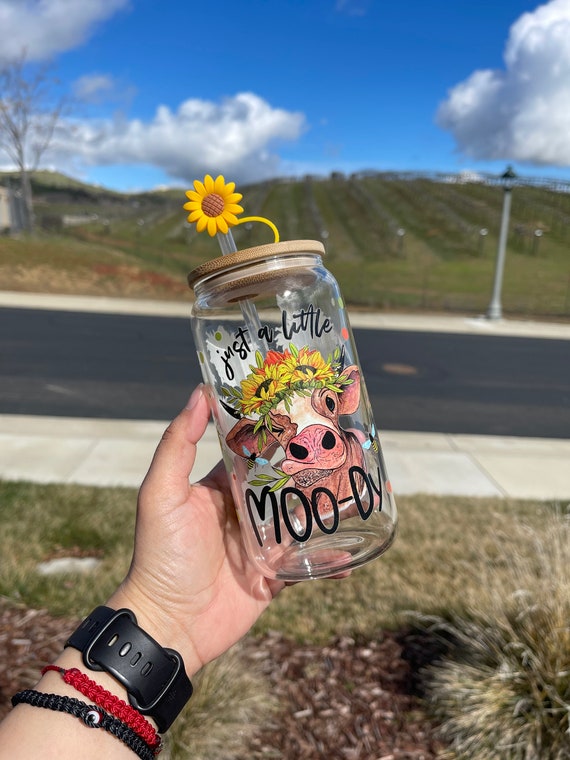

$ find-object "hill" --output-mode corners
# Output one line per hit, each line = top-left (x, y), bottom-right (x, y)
(1, 169), (569, 317)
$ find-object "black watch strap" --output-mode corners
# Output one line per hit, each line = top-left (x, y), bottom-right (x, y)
(65, 606), (193, 733)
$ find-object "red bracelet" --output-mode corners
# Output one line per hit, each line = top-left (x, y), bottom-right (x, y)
(42, 665), (162, 752)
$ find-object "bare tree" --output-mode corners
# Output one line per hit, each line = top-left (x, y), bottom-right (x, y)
(0, 51), (64, 232)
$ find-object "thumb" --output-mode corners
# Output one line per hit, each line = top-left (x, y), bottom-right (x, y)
(140, 384), (211, 504)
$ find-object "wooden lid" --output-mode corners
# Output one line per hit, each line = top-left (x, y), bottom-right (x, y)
(187, 239), (325, 289)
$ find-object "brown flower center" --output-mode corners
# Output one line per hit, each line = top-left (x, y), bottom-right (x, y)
(201, 193), (225, 217)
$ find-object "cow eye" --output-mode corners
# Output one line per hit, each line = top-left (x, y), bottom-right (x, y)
(325, 396), (336, 412)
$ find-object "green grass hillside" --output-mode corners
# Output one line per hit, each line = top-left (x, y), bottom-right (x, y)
(1, 170), (569, 317)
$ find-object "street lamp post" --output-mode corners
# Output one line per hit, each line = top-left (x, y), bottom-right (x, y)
(532, 228), (543, 256)
(396, 227), (406, 256)
(478, 227), (488, 256)
(487, 166), (517, 320)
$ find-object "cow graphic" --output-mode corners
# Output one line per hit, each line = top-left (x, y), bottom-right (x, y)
(221, 345), (371, 517)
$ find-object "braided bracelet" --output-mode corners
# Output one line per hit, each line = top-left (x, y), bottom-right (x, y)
(42, 665), (161, 751)
(11, 690), (155, 760)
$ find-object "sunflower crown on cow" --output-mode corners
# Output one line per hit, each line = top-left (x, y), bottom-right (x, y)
(221, 344), (353, 446)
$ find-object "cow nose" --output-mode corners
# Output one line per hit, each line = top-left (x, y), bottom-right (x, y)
(286, 426), (341, 464)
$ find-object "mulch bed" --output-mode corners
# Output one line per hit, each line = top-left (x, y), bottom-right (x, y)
(241, 631), (444, 759)
(0, 604), (76, 721)
(0, 603), (444, 758)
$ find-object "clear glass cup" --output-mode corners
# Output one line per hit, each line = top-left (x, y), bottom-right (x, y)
(188, 240), (397, 582)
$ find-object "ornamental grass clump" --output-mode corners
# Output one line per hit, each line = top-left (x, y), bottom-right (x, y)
(422, 510), (570, 759)
(165, 645), (274, 760)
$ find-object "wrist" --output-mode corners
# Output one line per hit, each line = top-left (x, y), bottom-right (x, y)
(106, 583), (203, 679)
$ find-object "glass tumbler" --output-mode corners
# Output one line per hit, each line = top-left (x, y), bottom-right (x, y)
(188, 240), (397, 582)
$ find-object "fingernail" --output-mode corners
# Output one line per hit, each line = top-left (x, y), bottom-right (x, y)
(185, 384), (205, 410)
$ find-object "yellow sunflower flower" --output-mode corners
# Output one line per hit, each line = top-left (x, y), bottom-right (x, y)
(183, 174), (244, 236)
(240, 363), (289, 415)
(282, 347), (336, 386)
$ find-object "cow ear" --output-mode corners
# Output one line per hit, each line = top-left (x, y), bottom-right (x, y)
(226, 418), (278, 457)
(338, 365), (361, 414)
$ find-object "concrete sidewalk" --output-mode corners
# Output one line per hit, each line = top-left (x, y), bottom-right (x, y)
(2, 289), (570, 340)
(2, 291), (569, 501)
(1, 414), (569, 501)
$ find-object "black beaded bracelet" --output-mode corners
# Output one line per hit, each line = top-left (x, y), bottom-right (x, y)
(11, 690), (156, 760)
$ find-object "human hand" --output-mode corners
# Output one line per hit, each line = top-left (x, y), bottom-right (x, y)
(107, 385), (285, 677)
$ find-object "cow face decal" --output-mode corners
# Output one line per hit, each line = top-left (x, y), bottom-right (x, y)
(222, 345), (366, 511)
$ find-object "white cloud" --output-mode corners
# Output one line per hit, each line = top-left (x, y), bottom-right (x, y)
(47, 92), (306, 184)
(73, 74), (116, 103)
(0, 0), (130, 62)
(437, 0), (570, 167)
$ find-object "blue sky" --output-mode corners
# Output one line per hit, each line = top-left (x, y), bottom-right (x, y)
(1, 0), (569, 191)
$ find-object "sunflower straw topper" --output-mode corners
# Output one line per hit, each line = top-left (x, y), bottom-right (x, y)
(183, 175), (243, 236)
(184, 174), (279, 254)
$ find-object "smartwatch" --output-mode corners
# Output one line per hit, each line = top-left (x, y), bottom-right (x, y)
(66, 606), (193, 733)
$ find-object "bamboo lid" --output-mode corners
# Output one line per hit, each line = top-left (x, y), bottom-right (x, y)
(187, 239), (325, 290)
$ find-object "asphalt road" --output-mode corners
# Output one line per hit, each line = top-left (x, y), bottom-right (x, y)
(1, 307), (569, 438)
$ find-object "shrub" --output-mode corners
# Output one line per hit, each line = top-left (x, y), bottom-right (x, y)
(421, 510), (570, 759)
